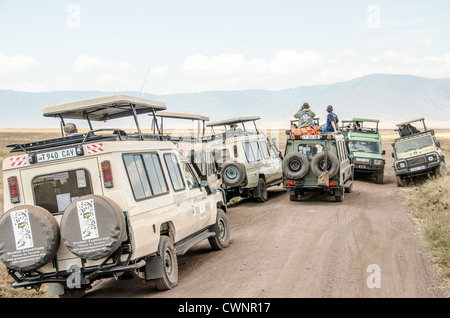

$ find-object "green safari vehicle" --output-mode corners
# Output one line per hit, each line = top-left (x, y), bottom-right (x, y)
(347, 118), (385, 184)
(282, 132), (354, 202)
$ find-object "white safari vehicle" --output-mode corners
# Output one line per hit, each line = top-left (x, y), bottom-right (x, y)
(0, 95), (229, 297)
(206, 116), (283, 202)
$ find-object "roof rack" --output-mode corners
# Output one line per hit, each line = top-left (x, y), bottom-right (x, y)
(43, 94), (167, 139)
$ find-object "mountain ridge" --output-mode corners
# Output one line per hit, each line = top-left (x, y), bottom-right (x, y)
(1, 73), (449, 129)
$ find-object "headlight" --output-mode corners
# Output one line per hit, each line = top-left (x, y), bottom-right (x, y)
(396, 161), (406, 169)
(373, 159), (384, 165)
(427, 154), (437, 162)
(355, 158), (370, 164)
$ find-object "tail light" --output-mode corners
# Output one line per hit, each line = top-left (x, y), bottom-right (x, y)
(329, 181), (337, 186)
(233, 145), (238, 157)
(8, 176), (20, 203)
(101, 161), (113, 188)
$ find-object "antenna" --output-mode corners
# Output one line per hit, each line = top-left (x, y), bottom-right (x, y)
(139, 65), (151, 98)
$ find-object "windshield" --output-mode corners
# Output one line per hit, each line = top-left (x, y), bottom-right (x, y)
(396, 135), (433, 153)
(349, 140), (380, 154)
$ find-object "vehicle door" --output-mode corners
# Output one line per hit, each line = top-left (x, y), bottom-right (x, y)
(260, 140), (282, 183)
(182, 162), (212, 232)
(163, 153), (198, 241)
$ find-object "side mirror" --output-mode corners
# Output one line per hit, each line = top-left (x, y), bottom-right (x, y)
(382, 150), (386, 155)
(391, 152), (394, 158)
(200, 180), (213, 195)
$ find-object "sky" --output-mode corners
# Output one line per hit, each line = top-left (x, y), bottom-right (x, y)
(1, 0), (450, 95)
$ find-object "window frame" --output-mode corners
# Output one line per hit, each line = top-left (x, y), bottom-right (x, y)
(163, 153), (186, 192)
(123, 152), (169, 201)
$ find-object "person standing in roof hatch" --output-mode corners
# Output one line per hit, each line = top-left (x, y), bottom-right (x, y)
(294, 102), (316, 128)
(325, 105), (339, 133)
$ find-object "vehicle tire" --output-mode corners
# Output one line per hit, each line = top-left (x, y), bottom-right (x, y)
(395, 175), (406, 187)
(0, 205), (60, 272)
(154, 236), (178, 291)
(375, 171), (384, 184)
(345, 182), (353, 193)
(335, 187), (344, 202)
(221, 163), (246, 187)
(436, 162), (448, 178)
(209, 209), (230, 250)
(60, 195), (126, 260)
(255, 178), (268, 203)
(282, 152), (309, 179)
(311, 152), (339, 178)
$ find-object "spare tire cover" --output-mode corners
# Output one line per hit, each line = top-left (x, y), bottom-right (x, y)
(60, 195), (125, 260)
(311, 152), (339, 178)
(0, 205), (60, 272)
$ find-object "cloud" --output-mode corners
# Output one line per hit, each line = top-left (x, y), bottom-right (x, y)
(73, 55), (103, 74)
(0, 54), (39, 74)
(161, 49), (450, 93)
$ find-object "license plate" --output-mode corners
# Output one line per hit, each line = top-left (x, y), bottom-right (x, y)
(301, 135), (320, 139)
(410, 165), (425, 172)
(36, 147), (79, 163)
(358, 165), (366, 169)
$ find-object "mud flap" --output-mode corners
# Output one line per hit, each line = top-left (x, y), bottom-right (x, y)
(144, 255), (165, 280)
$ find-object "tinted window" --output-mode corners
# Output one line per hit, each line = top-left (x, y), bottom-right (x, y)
(32, 169), (92, 214)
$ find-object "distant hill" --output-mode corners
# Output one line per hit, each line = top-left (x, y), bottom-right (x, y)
(1, 74), (449, 129)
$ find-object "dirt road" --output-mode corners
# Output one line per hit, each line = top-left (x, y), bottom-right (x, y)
(86, 145), (446, 298)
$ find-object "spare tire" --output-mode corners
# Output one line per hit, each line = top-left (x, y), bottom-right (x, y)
(0, 205), (60, 272)
(60, 195), (126, 260)
(311, 151), (339, 178)
(282, 152), (309, 179)
(221, 163), (246, 187)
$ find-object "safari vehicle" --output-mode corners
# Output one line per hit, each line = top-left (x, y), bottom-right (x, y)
(0, 95), (229, 297)
(282, 132), (354, 202)
(153, 111), (220, 188)
(206, 116), (283, 202)
(347, 118), (385, 184)
(392, 118), (447, 186)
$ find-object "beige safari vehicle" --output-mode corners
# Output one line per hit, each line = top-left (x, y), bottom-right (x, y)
(206, 117), (283, 202)
(0, 95), (229, 297)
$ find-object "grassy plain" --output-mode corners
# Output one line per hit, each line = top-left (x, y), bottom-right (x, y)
(0, 128), (449, 297)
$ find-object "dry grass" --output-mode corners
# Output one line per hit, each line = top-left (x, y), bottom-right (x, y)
(0, 128), (449, 297)
(393, 131), (450, 290)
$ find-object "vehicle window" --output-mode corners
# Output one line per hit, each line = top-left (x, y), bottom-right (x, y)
(259, 141), (271, 159)
(396, 135), (433, 153)
(183, 164), (200, 190)
(164, 153), (185, 191)
(298, 143), (324, 161)
(32, 169), (92, 214)
(142, 153), (168, 195)
(124, 153), (169, 200)
(243, 141), (262, 163)
(349, 140), (380, 154)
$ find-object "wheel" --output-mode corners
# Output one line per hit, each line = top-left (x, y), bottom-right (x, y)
(396, 175), (406, 187)
(375, 171), (384, 184)
(311, 152), (339, 178)
(255, 178), (268, 203)
(0, 205), (60, 272)
(345, 182), (353, 193)
(221, 163), (246, 187)
(154, 236), (178, 291)
(335, 186), (344, 202)
(282, 152), (309, 179)
(289, 194), (298, 201)
(209, 210), (230, 250)
(436, 162), (448, 178)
